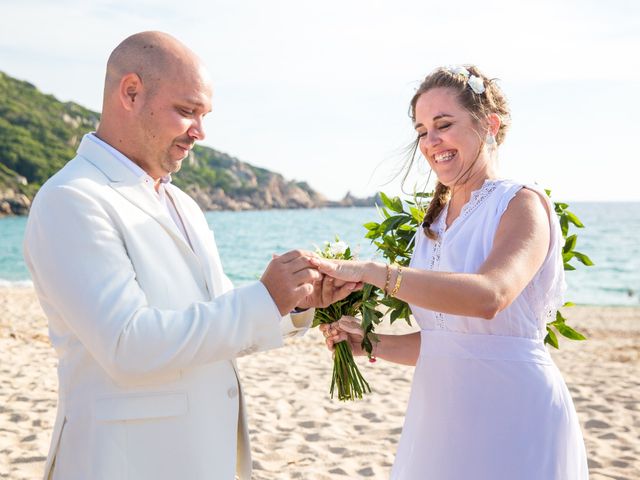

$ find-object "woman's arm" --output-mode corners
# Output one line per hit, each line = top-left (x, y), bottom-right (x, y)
(374, 332), (421, 366)
(321, 317), (421, 366)
(314, 188), (551, 319)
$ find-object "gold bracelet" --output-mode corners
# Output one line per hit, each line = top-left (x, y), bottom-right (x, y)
(383, 263), (392, 295)
(390, 265), (403, 297)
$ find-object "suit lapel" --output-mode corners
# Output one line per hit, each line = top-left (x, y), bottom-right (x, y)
(165, 187), (224, 299)
(111, 181), (196, 254)
(77, 135), (198, 263)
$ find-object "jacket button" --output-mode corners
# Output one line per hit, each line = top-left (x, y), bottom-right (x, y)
(227, 387), (238, 398)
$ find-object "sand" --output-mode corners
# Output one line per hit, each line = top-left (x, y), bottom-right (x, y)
(0, 287), (638, 479)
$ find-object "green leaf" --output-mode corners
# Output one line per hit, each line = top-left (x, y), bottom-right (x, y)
(379, 215), (406, 233)
(555, 323), (587, 341)
(564, 264), (576, 271)
(566, 211), (584, 228)
(563, 234), (577, 254)
(379, 191), (393, 209)
(379, 192), (403, 213)
(363, 222), (380, 231)
(545, 328), (559, 349)
(409, 206), (425, 223)
(559, 215), (569, 237)
(391, 196), (404, 213)
(573, 251), (594, 266)
(415, 191), (433, 199)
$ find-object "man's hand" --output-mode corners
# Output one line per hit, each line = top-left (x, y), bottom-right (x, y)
(296, 276), (362, 310)
(260, 250), (322, 316)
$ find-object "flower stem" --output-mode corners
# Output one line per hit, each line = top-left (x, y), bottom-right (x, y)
(330, 340), (371, 401)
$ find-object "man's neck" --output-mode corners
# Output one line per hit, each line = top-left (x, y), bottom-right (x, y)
(93, 130), (165, 189)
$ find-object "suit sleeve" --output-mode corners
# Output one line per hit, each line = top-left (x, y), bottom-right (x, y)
(218, 268), (314, 346)
(24, 184), (286, 382)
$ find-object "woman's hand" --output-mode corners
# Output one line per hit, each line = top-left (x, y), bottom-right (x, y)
(309, 258), (371, 284)
(296, 276), (362, 310)
(319, 316), (366, 357)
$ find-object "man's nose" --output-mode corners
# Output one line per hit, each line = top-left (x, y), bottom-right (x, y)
(189, 118), (206, 141)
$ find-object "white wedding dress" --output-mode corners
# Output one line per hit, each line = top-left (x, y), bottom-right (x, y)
(391, 179), (588, 480)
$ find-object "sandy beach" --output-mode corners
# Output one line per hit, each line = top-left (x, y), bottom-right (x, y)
(1, 287), (638, 480)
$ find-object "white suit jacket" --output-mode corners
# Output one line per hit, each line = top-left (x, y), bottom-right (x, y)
(23, 136), (313, 480)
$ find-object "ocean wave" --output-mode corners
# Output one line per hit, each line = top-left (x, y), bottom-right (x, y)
(0, 279), (33, 288)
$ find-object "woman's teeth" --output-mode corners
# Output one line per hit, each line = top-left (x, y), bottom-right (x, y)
(434, 151), (456, 163)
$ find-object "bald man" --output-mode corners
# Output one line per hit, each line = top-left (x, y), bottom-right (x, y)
(24, 32), (352, 480)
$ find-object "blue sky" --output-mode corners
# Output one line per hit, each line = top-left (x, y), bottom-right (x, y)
(1, 0), (638, 201)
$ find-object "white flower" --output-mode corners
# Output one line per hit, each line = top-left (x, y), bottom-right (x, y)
(468, 75), (485, 94)
(445, 65), (470, 78)
(329, 240), (348, 256)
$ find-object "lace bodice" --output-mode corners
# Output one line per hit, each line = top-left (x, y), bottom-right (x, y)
(409, 179), (566, 339)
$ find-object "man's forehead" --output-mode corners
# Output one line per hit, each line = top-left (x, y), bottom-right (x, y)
(173, 83), (213, 111)
(161, 65), (212, 96)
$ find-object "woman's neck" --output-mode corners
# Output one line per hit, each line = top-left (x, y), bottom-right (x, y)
(445, 167), (499, 227)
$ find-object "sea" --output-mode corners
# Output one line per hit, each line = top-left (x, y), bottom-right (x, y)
(1, 203), (639, 306)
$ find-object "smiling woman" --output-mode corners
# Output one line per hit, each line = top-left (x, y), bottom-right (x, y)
(314, 65), (589, 479)
(407, 65), (511, 239)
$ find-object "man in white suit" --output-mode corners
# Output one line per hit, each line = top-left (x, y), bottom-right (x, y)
(24, 31), (354, 480)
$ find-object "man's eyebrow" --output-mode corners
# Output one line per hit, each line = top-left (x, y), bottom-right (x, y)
(179, 97), (205, 107)
(180, 98), (212, 113)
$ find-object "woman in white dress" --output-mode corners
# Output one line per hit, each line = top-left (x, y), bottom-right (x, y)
(313, 65), (588, 479)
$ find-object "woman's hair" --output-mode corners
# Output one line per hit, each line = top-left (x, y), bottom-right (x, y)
(404, 65), (511, 239)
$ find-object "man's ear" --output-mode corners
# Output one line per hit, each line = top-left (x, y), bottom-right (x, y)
(487, 112), (501, 137)
(119, 73), (143, 111)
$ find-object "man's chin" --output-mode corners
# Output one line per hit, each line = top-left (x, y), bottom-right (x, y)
(163, 158), (183, 175)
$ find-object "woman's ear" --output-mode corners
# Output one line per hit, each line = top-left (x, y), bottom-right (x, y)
(487, 113), (501, 137)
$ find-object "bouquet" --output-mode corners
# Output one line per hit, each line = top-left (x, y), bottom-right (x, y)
(312, 239), (382, 401)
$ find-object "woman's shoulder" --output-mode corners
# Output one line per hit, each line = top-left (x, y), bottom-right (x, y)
(491, 178), (524, 195)
(485, 180), (556, 237)
(492, 178), (551, 197)
(488, 179), (548, 215)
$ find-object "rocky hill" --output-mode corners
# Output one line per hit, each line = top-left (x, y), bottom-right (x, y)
(0, 71), (376, 216)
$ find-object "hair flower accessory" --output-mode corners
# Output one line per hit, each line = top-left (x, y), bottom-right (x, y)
(468, 75), (485, 94)
(445, 65), (470, 78)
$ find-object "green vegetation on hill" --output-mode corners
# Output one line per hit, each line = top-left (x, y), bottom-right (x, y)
(0, 70), (329, 212)
(0, 71), (99, 189)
